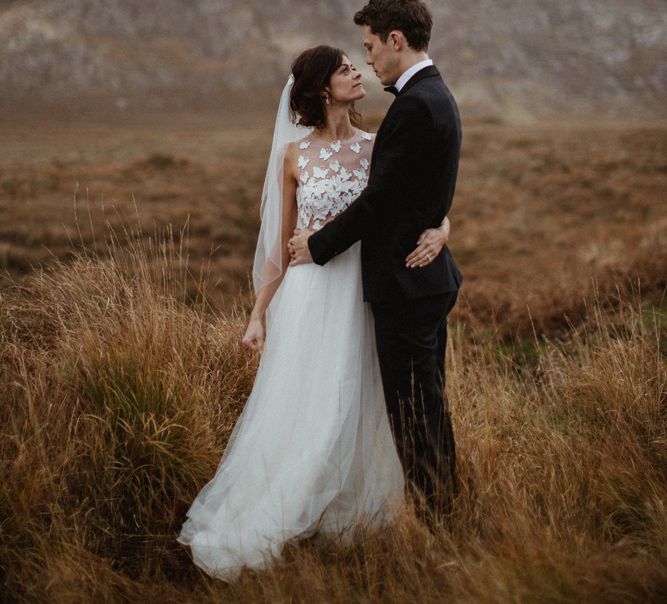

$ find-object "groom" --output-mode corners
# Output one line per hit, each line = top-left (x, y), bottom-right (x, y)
(289, 0), (462, 517)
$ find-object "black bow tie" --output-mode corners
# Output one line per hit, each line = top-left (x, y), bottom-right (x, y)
(384, 85), (399, 96)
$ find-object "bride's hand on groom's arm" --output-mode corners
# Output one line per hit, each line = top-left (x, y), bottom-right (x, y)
(242, 317), (265, 354)
(406, 218), (450, 269)
(288, 228), (314, 266)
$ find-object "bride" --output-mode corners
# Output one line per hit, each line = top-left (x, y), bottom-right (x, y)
(177, 45), (450, 581)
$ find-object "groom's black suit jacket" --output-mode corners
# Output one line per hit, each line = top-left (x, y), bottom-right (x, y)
(308, 65), (462, 303)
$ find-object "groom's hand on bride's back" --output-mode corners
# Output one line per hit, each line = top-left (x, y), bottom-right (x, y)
(288, 228), (314, 266)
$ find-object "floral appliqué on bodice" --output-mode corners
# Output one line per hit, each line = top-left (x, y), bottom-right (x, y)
(295, 129), (374, 231)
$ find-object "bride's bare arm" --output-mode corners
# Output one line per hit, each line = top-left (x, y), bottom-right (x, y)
(243, 145), (298, 352)
(405, 216), (450, 269)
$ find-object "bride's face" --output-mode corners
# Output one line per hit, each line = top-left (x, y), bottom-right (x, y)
(326, 56), (365, 104)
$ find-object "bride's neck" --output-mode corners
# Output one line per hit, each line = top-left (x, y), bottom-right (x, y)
(317, 104), (355, 141)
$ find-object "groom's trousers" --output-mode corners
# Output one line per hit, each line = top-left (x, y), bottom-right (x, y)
(371, 290), (459, 515)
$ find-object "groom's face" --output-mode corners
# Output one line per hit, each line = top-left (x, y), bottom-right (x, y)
(361, 25), (401, 86)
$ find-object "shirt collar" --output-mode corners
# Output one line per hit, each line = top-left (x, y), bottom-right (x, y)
(394, 58), (434, 93)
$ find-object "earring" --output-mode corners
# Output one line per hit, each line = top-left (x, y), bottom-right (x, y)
(325, 95), (330, 105)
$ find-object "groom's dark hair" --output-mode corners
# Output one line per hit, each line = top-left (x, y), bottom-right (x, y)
(354, 0), (433, 51)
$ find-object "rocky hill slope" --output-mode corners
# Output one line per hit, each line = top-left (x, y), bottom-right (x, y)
(1, 0), (665, 118)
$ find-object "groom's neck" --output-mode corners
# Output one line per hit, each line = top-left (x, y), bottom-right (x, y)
(395, 51), (430, 79)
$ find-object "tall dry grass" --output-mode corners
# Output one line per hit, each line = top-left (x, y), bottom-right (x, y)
(3, 120), (666, 335)
(1, 227), (665, 603)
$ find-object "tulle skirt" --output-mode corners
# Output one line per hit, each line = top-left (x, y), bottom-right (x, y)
(177, 242), (405, 580)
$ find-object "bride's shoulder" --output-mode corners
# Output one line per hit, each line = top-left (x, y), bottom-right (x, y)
(283, 133), (311, 156)
(357, 129), (375, 142)
(293, 132), (314, 149)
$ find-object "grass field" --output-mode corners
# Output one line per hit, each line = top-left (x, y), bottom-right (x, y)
(1, 115), (665, 336)
(1, 114), (666, 602)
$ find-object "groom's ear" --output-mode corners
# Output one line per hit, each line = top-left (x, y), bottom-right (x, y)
(387, 30), (407, 52)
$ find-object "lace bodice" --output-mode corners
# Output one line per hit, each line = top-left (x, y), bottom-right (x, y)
(294, 129), (374, 231)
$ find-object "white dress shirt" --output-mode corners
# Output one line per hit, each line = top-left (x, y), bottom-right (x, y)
(394, 58), (434, 93)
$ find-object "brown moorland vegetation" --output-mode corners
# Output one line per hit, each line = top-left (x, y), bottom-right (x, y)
(1, 116), (666, 602)
(1, 116), (665, 338)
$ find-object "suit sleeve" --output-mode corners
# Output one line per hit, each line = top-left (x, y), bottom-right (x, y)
(308, 96), (434, 266)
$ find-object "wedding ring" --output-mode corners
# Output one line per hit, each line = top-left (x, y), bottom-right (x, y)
(426, 254), (432, 262)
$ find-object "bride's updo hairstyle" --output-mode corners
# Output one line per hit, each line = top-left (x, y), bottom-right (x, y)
(290, 45), (362, 130)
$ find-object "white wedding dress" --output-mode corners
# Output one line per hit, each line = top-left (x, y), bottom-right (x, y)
(177, 128), (405, 581)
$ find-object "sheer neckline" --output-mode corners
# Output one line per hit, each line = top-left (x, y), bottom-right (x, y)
(308, 128), (367, 145)
(294, 128), (373, 231)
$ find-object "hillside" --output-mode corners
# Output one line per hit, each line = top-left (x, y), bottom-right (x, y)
(1, 0), (666, 118)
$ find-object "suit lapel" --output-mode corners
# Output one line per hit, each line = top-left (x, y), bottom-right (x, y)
(398, 65), (441, 96)
(370, 65), (441, 169)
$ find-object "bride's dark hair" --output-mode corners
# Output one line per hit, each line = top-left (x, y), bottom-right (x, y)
(290, 45), (363, 130)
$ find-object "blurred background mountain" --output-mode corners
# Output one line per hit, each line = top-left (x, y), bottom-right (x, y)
(1, 0), (666, 119)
